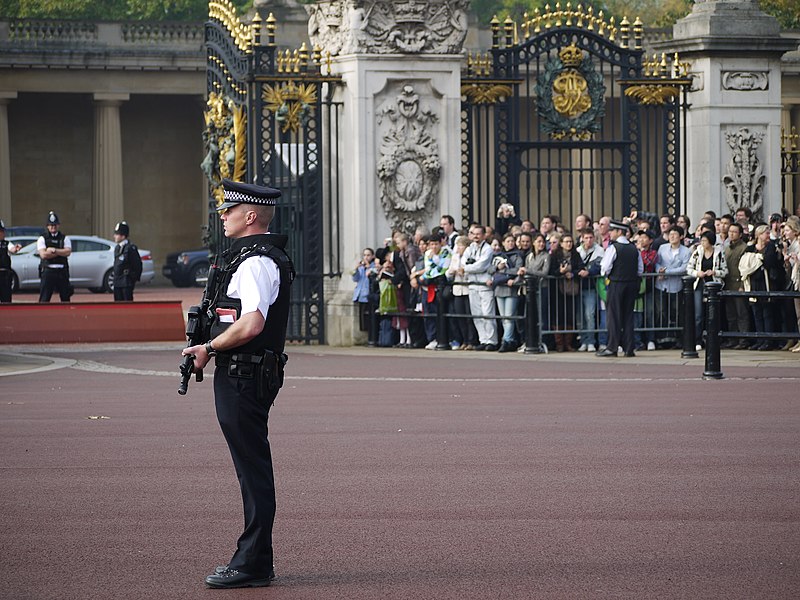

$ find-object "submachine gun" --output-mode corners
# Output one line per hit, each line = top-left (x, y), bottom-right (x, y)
(178, 257), (219, 395)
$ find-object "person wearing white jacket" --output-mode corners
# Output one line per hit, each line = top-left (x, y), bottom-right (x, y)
(461, 224), (498, 350)
(686, 231), (728, 345)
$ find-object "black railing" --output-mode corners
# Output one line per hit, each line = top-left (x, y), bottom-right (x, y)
(366, 272), (689, 353)
(364, 274), (800, 378)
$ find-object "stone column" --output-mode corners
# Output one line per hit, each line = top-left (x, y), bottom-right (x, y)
(307, 0), (469, 345)
(92, 93), (129, 236)
(665, 0), (797, 224)
(0, 92), (16, 222)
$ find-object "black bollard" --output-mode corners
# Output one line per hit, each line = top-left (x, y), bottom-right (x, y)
(703, 281), (724, 379)
(681, 275), (698, 358)
(435, 280), (451, 350)
(524, 275), (542, 354)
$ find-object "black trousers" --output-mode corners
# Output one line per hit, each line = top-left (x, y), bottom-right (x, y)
(114, 285), (134, 301)
(606, 279), (638, 354)
(213, 366), (278, 577)
(39, 268), (71, 302)
(0, 270), (12, 302)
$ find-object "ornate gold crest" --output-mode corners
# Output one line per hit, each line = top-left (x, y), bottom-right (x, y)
(535, 43), (605, 140)
(552, 45), (592, 118)
(262, 81), (318, 134)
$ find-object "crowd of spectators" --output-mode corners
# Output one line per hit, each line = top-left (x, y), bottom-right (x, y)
(354, 205), (800, 354)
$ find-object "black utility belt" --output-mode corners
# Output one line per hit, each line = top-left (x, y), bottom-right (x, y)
(216, 352), (263, 371)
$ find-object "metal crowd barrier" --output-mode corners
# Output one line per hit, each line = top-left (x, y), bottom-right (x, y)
(367, 272), (688, 354)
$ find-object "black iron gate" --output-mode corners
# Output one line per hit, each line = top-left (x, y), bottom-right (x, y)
(204, 5), (342, 343)
(462, 9), (689, 229)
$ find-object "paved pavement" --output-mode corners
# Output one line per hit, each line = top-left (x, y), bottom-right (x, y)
(1, 338), (799, 599)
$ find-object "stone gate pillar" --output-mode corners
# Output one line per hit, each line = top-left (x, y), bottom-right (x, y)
(308, 0), (469, 345)
(0, 92), (15, 222)
(666, 0), (797, 224)
(92, 93), (128, 237)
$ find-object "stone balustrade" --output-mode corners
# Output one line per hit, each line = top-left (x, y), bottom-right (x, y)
(2, 19), (203, 48)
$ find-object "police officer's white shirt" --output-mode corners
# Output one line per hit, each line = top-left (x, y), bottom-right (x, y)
(226, 254), (280, 320)
(37, 234), (72, 268)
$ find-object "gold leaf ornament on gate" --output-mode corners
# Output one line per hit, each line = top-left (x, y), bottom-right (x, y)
(201, 92), (247, 205)
(262, 82), (317, 133)
(624, 84), (681, 105)
(552, 45), (591, 118)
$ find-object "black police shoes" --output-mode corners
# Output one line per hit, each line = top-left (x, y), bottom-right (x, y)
(595, 348), (617, 357)
(205, 567), (275, 589)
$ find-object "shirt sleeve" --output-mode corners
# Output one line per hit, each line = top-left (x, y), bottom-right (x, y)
(600, 244), (617, 276)
(36, 236), (45, 251)
(63, 236), (72, 250)
(227, 255), (280, 320)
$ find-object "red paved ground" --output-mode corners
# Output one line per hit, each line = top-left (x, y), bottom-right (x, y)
(1, 347), (799, 599)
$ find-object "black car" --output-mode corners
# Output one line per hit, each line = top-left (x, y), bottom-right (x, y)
(162, 249), (210, 287)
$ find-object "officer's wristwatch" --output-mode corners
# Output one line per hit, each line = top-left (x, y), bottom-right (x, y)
(205, 342), (217, 357)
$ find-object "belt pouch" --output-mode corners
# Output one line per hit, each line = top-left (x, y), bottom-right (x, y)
(227, 353), (261, 379)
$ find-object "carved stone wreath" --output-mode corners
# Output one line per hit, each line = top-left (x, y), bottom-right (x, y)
(535, 46), (606, 140)
(376, 85), (440, 235)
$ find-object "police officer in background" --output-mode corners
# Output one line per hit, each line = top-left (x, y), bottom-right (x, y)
(597, 220), (643, 357)
(37, 211), (73, 302)
(0, 220), (22, 303)
(112, 221), (142, 301)
(182, 179), (295, 589)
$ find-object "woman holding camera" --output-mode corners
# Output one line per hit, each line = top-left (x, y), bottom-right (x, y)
(549, 233), (585, 351)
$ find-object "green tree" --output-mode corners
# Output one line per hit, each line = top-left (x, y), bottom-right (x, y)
(472, 0), (796, 30)
(759, 0), (800, 29)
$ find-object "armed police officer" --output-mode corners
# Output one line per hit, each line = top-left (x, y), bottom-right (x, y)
(181, 179), (295, 589)
(37, 211), (73, 303)
(112, 221), (143, 301)
(0, 220), (22, 303)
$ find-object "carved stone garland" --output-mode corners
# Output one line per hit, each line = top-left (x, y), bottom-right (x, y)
(376, 85), (441, 235)
(307, 0), (469, 56)
(722, 127), (765, 221)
